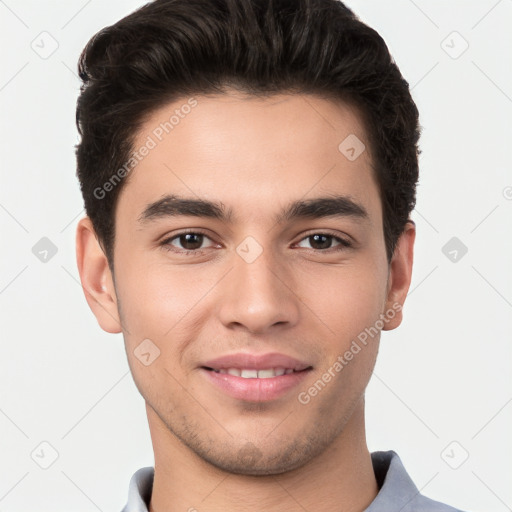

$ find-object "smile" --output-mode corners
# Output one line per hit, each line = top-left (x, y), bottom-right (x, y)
(206, 367), (301, 378)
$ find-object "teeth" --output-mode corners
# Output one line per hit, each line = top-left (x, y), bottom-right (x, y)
(257, 369), (275, 378)
(240, 369), (258, 378)
(213, 367), (297, 378)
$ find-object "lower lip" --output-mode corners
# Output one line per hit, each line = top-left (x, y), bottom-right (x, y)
(200, 368), (311, 402)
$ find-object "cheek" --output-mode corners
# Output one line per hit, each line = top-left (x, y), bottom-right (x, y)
(299, 259), (388, 343)
(297, 265), (385, 400)
(115, 258), (205, 334)
(114, 259), (225, 379)
(115, 262), (200, 402)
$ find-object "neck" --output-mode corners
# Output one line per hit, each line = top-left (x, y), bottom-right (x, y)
(147, 399), (378, 512)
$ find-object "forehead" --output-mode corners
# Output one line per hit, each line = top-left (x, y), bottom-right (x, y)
(119, 92), (380, 225)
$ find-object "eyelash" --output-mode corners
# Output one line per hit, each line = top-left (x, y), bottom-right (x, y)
(159, 229), (353, 255)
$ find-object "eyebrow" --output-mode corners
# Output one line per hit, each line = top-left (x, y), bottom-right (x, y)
(138, 194), (369, 225)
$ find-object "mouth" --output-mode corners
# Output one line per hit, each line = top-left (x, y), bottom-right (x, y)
(199, 352), (313, 402)
(203, 367), (309, 378)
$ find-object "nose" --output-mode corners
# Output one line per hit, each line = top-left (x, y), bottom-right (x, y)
(217, 244), (300, 335)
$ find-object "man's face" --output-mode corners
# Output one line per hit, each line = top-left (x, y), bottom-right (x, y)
(85, 92), (409, 475)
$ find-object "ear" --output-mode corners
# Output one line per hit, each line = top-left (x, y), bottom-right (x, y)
(76, 216), (122, 333)
(382, 220), (416, 331)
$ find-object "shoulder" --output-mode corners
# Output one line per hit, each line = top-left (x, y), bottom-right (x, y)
(367, 451), (467, 512)
(403, 493), (467, 512)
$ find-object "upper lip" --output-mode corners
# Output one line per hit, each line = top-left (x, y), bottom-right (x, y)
(201, 352), (312, 371)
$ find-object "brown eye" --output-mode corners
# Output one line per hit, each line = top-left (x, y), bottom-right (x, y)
(296, 233), (352, 251)
(177, 233), (204, 250)
(161, 231), (216, 253)
(309, 234), (332, 250)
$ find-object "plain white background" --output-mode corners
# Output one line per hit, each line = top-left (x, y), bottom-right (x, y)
(0, 1), (511, 511)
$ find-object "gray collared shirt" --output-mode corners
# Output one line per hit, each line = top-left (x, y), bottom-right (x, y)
(121, 450), (464, 512)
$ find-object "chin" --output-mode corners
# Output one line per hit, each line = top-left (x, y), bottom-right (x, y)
(195, 437), (322, 476)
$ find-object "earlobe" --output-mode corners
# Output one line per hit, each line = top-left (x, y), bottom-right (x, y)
(76, 217), (122, 334)
(382, 220), (416, 331)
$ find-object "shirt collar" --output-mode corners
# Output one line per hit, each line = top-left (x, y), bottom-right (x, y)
(121, 451), (451, 512)
(121, 465), (154, 512)
(365, 450), (420, 511)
